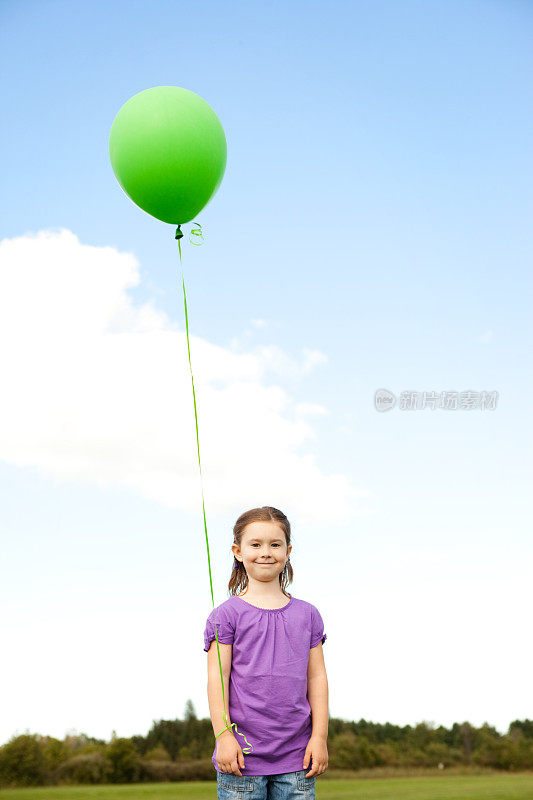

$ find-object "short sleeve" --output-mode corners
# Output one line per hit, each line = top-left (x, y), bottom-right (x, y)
(310, 605), (327, 648)
(203, 604), (235, 652)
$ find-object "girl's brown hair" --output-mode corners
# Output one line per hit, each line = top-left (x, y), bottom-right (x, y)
(228, 506), (293, 598)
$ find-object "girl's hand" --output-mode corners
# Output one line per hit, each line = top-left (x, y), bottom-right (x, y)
(303, 735), (328, 777)
(216, 730), (246, 776)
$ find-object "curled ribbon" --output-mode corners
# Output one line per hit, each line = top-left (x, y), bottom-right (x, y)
(189, 222), (204, 246)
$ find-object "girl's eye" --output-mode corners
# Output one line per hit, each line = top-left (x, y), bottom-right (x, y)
(251, 543), (280, 547)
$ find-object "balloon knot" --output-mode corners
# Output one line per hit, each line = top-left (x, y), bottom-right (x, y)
(175, 225), (184, 240)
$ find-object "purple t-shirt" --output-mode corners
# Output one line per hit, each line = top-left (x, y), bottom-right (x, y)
(203, 593), (327, 776)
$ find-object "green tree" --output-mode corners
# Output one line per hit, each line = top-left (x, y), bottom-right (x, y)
(106, 737), (141, 783)
(184, 699), (197, 721)
(329, 731), (358, 769)
(510, 719), (533, 739)
(41, 737), (68, 770)
(0, 734), (47, 787)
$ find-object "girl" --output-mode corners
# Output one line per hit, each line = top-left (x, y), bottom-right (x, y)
(204, 506), (329, 799)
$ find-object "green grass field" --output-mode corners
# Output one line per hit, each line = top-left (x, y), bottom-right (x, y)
(1, 774), (533, 800)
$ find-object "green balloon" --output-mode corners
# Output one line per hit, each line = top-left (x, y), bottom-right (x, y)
(109, 86), (227, 225)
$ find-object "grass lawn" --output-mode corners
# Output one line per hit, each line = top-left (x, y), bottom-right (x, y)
(1, 774), (533, 800)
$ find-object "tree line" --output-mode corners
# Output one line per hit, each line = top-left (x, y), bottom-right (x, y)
(1, 701), (532, 787)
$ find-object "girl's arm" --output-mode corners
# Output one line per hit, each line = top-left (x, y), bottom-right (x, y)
(304, 642), (329, 776)
(307, 643), (329, 741)
(207, 640), (233, 740)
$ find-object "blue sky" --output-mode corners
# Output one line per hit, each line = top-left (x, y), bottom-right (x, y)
(1, 0), (532, 745)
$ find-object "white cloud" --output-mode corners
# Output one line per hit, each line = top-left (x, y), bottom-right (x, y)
(240, 343), (328, 383)
(0, 228), (368, 525)
(301, 347), (328, 372)
(294, 402), (329, 418)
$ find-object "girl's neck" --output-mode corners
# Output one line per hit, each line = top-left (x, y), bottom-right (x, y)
(238, 586), (290, 602)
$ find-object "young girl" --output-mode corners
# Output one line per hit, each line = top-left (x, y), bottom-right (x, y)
(204, 506), (328, 799)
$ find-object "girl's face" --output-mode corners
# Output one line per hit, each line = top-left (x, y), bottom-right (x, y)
(233, 521), (291, 585)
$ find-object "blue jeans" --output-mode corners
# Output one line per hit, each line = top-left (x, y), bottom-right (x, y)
(217, 769), (315, 799)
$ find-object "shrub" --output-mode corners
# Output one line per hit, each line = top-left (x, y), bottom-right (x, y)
(144, 744), (171, 761)
(53, 752), (112, 785)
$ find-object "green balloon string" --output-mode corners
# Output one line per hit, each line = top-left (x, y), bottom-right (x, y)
(176, 226), (254, 757)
